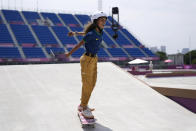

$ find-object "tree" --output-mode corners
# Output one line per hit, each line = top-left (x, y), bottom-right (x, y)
(156, 51), (167, 61)
(184, 50), (196, 64)
(192, 59), (196, 64)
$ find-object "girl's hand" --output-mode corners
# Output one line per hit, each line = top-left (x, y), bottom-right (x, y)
(68, 32), (75, 36)
(65, 53), (70, 57)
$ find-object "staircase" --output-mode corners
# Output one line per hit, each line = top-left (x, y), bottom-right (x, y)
(0, 11), (26, 59)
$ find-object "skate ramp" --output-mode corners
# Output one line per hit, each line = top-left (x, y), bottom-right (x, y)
(0, 62), (196, 131)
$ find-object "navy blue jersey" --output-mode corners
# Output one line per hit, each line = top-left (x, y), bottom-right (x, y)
(83, 29), (102, 55)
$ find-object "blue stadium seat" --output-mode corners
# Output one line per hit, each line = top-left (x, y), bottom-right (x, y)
(105, 21), (111, 26)
(107, 48), (128, 57)
(104, 28), (114, 35)
(67, 48), (84, 57)
(116, 31), (132, 46)
(46, 47), (65, 54)
(69, 26), (83, 41)
(142, 48), (156, 57)
(97, 48), (109, 58)
(52, 26), (77, 45)
(107, 16), (116, 23)
(32, 25), (58, 46)
(23, 47), (46, 58)
(75, 14), (90, 26)
(2, 9), (24, 24)
(105, 28), (131, 46)
(0, 47), (21, 58)
(124, 48), (145, 57)
(0, 15), (4, 24)
(0, 24), (14, 44)
(41, 12), (62, 25)
(102, 31), (115, 47)
(69, 26), (83, 32)
(107, 16), (120, 27)
(59, 13), (80, 26)
(10, 24), (36, 46)
(121, 29), (142, 46)
(22, 11), (40, 25)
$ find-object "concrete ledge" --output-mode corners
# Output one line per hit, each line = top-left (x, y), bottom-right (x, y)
(151, 86), (196, 99)
(146, 71), (196, 77)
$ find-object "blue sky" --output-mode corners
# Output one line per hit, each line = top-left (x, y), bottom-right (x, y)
(1, 0), (196, 54)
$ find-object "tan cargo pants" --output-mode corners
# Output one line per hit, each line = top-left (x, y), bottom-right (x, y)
(80, 53), (98, 107)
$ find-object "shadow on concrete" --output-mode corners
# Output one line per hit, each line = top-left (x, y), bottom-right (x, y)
(83, 123), (113, 131)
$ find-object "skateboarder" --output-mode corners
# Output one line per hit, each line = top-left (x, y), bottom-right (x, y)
(65, 12), (107, 119)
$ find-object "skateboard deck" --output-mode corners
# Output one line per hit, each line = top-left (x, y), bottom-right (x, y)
(78, 111), (95, 128)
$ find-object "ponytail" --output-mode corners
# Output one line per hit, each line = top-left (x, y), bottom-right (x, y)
(84, 21), (97, 34)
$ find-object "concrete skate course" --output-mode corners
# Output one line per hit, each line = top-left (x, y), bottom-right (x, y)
(0, 62), (196, 131)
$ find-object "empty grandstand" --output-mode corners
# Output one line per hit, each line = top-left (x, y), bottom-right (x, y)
(0, 9), (158, 64)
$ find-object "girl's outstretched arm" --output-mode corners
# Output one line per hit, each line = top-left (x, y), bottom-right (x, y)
(65, 40), (85, 57)
(68, 31), (85, 36)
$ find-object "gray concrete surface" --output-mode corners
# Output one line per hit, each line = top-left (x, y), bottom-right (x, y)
(0, 63), (196, 131)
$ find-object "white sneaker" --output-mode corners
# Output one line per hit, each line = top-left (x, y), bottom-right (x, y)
(78, 105), (95, 112)
(82, 108), (94, 119)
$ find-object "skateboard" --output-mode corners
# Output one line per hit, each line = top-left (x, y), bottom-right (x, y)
(78, 111), (95, 128)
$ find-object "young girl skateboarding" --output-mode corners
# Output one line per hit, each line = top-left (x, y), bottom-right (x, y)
(65, 12), (107, 119)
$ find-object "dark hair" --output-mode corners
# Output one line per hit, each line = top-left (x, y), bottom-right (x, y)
(84, 21), (97, 34)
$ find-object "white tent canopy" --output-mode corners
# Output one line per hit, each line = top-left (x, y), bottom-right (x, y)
(128, 59), (148, 64)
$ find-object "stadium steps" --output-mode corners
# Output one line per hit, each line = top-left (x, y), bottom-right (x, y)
(103, 47), (112, 57)
(48, 26), (69, 57)
(5, 23), (25, 58)
(66, 26), (81, 44)
(56, 14), (80, 45)
(139, 47), (148, 57)
(56, 13), (80, 46)
(18, 11), (28, 25)
(121, 29), (151, 57)
(56, 14), (66, 26)
(119, 29), (136, 47)
(119, 29), (148, 57)
(103, 29), (120, 48)
(37, 12), (45, 23)
(40, 12), (61, 26)
(120, 47), (132, 58)
(101, 40), (110, 49)
(19, 11), (47, 59)
(0, 10), (5, 23)
(72, 14), (83, 27)
(103, 29), (131, 58)
(28, 25), (50, 58)
(106, 17), (141, 58)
